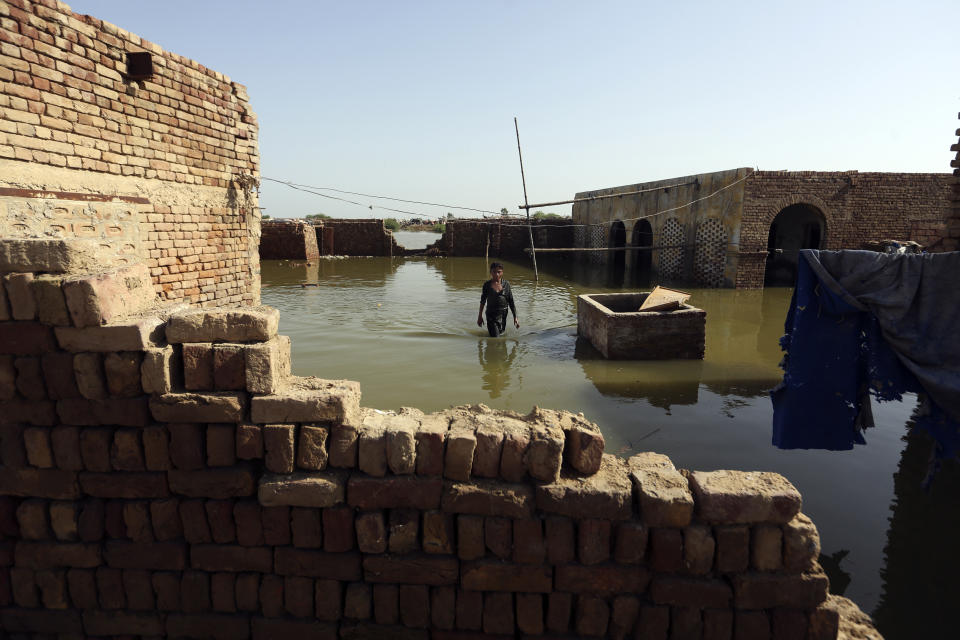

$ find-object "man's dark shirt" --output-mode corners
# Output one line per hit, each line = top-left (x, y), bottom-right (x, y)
(481, 279), (516, 316)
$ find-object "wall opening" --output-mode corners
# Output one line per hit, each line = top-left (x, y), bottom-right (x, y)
(765, 203), (825, 286)
(631, 219), (653, 285)
(608, 220), (626, 286)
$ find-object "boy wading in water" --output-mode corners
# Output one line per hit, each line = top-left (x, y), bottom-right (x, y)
(478, 262), (519, 337)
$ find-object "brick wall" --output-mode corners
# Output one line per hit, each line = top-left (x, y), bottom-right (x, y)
(0, 0), (261, 306)
(314, 220), (400, 257)
(439, 219), (577, 258)
(948, 113), (960, 251)
(736, 171), (951, 288)
(0, 255), (872, 639)
(259, 220), (319, 262)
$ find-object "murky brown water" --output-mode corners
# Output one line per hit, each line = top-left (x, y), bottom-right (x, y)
(261, 235), (958, 638)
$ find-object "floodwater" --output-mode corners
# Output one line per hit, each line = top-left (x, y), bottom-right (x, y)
(261, 233), (958, 639)
(392, 229), (441, 250)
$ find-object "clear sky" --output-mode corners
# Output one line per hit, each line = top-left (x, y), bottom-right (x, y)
(70, 0), (960, 220)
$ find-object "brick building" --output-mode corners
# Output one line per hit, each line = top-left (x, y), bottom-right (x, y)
(573, 168), (952, 288)
(0, 0), (260, 306)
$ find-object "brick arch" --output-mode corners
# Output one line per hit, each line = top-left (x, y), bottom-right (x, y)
(753, 194), (836, 247)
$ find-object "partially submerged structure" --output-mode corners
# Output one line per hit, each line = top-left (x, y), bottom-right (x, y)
(573, 169), (952, 288)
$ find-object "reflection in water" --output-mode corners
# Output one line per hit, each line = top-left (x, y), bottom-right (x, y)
(477, 339), (519, 399)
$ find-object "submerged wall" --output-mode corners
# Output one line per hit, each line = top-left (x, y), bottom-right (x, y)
(435, 219), (577, 258)
(259, 220), (319, 261)
(0, 0), (261, 306)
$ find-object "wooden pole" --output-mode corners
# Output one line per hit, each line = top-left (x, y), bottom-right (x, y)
(514, 117), (538, 282)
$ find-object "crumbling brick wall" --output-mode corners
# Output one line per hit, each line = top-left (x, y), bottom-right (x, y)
(259, 220), (319, 262)
(0, 0), (260, 306)
(0, 252), (866, 639)
(439, 219), (577, 258)
(311, 220), (400, 257)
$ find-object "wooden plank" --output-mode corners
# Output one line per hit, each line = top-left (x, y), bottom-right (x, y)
(639, 286), (691, 312)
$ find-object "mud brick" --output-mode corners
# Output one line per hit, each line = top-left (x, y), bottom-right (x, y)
(650, 528), (683, 572)
(245, 334), (290, 394)
(374, 583), (399, 624)
(253, 617), (339, 639)
(168, 423), (204, 470)
(16, 541), (102, 568)
(329, 423), (359, 468)
(111, 428), (144, 470)
(684, 524), (716, 575)
(558, 563), (651, 595)
(688, 470), (802, 525)
(431, 585), (456, 630)
(142, 345), (178, 395)
(153, 571), (181, 611)
(104, 541), (186, 570)
(214, 344), (246, 390)
(146, 498), (179, 541)
(77, 499), (104, 541)
(123, 501), (154, 542)
(80, 471), (169, 498)
(482, 516), (510, 559)
(363, 554), (458, 585)
(16, 499), (51, 539)
(537, 517), (573, 568)
(166, 613), (252, 639)
(565, 424), (605, 476)
(537, 456), (633, 520)
(353, 511), (384, 553)
(481, 591), (513, 634)
(192, 544), (272, 573)
(33, 275), (70, 326)
(41, 353), (80, 401)
(716, 525), (750, 573)
(297, 424), (329, 470)
(50, 426), (82, 471)
(291, 506), (322, 548)
(0, 423), (26, 468)
(150, 391), (248, 423)
(236, 423), (263, 460)
(23, 427), (53, 468)
(1, 607), (83, 634)
(603, 595), (638, 640)
(508, 592), (540, 634)
(808, 602), (840, 640)
(2, 397), (56, 425)
(105, 499), (126, 538)
(732, 571), (829, 609)
(673, 606), (703, 639)
(385, 414), (417, 475)
(183, 343), (214, 391)
(511, 518), (544, 564)
(704, 609), (734, 640)
(783, 513), (820, 573)
(444, 426), (476, 481)
(15, 357), (46, 401)
(73, 352), (107, 400)
(0, 321), (56, 355)
(180, 499), (213, 543)
(284, 575), (314, 617)
(206, 423), (236, 467)
(0, 498), (17, 538)
(348, 474), (441, 510)
(234, 501), (263, 546)
(260, 470), (347, 509)
(454, 588), (482, 630)
(204, 500), (235, 543)
(650, 576), (732, 608)
(462, 560), (552, 593)
(415, 413), (447, 476)
(637, 604), (670, 640)
(10, 567), (38, 607)
(168, 467), (256, 498)
(103, 351), (142, 397)
(358, 417), (387, 477)
(457, 515), (484, 560)
(79, 427), (112, 471)
(423, 510), (454, 554)
(386, 508), (418, 553)
(398, 584), (429, 628)
(261, 505), (291, 546)
(142, 425), (172, 470)
(345, 582), (372, 619)
(97, 566), (126, 609)
(260, 573), (284, 617)
(263, 423), (295, 473)
(277, 548), (362, 581)
(574, 594), (608, 637)
(771, 608), (807, 640)
(181, 570), (212, 613)
(35, 568), (68, 608)
(441, 479), (533, 519)
(736, 610), (770, 639)
(318, 506), (351, 551)
(236, 573), (260, 612)
(67, 567), (97, 609)
(471, 423), (503, 478)
(5, 273), (36, 320)
(315, 578), (342, 621)
(49, 500), (79, 540)
(612, 521), (647, 564)
(630, 455), (694, 528)
(0, 356), (14, 402)
(752, 524), (783, 571)
(578, 518), (612, 565)
(526, 421), (564, 482)
(83, 610), (164, 635)
(123, 569), (155, 610)
(0, 467), (81, 499)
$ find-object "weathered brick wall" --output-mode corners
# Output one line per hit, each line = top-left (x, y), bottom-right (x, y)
(259, 220), (319, 262)
(0, 0), (260, 306)
(0, 255), (865, 639)
(736, 171), (952, 288)
(948, 113), (960, 251)
(312, 220), (399, 257)
(439, 219), (576, 258)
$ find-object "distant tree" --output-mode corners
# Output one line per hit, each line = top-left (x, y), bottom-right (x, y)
(446, 213), (455, 220)
(500, 207), (510, 218)
(532, 210), (568, 221)
(432, 223), (446, 233)
(306, 213), (330, 221)
(262, 214), (271, 219)
(383, 218), (401, 231)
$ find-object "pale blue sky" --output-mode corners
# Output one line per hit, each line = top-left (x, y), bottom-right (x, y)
(71, 1), (959, 220)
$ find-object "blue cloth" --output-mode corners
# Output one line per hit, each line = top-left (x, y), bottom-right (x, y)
(772, 249), (960, 460)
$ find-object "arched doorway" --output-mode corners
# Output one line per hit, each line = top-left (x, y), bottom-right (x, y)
(765, 203), (825, 286)
(631, 219), (653, 286)
(608, 220), (626, 287)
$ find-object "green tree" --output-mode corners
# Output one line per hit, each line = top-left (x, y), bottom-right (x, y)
(500, 207), (510, 217)
(305, 213), (330, 221)
(532, 210), (568, 221)
(384, 218), (401, 231)
(432, 222), (446, 233)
